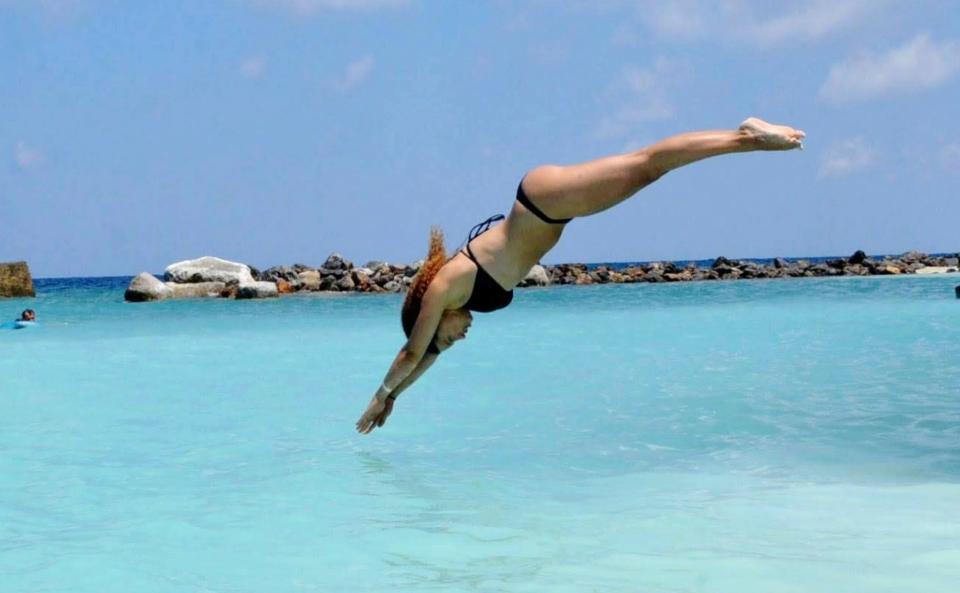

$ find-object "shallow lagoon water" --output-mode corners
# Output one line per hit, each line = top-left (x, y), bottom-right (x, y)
(2, 275), (959, 592)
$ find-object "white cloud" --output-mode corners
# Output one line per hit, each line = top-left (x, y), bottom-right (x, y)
(624, 0), (889, 48)
(819, 34), (960, 104)
(333, 55), (375, 91)
(747, 0), (876, 46)
(240, 56), (267, 79)
(595, 58), (687, 140)
(252, 0), (408, 16)
(14, 142), (44, 169)
(818, 137), (876, 178)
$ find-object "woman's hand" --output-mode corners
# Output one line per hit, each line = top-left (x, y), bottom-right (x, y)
(355, 394), (395, 434)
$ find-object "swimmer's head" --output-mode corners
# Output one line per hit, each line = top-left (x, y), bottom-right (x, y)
(402, 226), (460, 353)
(20, 309), (35, 321)
(433, 308), (472, 351)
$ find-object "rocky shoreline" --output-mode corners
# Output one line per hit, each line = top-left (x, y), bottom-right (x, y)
(124, 251), (960, 302)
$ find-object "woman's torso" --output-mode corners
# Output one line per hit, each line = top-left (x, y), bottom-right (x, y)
(451, 202), (564, 293)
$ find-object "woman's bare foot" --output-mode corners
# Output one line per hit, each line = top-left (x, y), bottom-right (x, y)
(739, 117), (805, 151)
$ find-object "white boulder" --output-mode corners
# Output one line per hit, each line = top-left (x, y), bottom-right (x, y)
(165, 281), (226, 299)
(916, 266), (959, 275)
(521, 264), (551, 287)
(124, 272), (173, 302)
(164, 256), (254, 284)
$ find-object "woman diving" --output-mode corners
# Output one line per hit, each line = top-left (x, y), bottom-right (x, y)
(356, 117), (805, 434)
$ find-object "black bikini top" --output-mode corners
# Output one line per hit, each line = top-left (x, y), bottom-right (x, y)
(460, 214), (514, 313)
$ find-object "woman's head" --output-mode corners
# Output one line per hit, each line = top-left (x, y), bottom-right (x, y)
(401, 227), (472, 353)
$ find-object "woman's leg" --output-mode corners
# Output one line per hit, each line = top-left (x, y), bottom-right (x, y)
(521, 117), (805, 219)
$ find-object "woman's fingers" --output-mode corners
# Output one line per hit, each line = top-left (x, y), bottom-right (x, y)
(356, 396), (394, 434)
(357, 413), (375, 434)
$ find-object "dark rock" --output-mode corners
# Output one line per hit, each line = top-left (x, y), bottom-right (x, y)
(739, 262), (764, 278)
(773, 257), (789, 269)
(0, 261), (35, 298)
(351, 270), (371, 291)
(712, 256), (733, 269)
(714, 264), (736, 275)
(236, 281), (279, 299)
(848, 250), (867, 265)
(323, 253), (352, 271)
(899, 251), (927, 264)
(260, 266), (301, 286)
(956, 286), (960, 299)
(336, 275), (356, 291)
(808, 263), (831, 276)
(826, 259), (847, 270)
(319, 276), (338, 291)
(720, 269), (742, 280)
(644, 270), (665, 283)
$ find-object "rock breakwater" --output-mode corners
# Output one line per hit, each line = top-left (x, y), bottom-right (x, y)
(124, 250), (959, 302)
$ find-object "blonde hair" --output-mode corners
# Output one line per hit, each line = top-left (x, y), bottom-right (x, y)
(401, 226), (447, 348)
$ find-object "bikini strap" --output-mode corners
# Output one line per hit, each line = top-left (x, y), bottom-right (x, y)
(460, 214), (504, 262)
(467, 214), (505, 242)
(516, 182), (572, 224)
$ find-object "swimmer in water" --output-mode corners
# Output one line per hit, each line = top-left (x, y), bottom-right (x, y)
(357, 117), (805, 434)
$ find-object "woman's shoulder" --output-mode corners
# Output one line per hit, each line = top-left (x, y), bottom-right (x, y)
(431, 254), (474, 307)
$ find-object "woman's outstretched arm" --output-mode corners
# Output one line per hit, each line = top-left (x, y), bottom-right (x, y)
(355, 352), (438, 434)
(355, 281), (448, 434)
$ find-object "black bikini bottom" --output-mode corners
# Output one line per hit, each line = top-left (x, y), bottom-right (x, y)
(516, 182), (572, 225)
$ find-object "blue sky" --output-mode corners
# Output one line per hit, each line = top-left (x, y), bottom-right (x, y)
(2, 0), (958, 277)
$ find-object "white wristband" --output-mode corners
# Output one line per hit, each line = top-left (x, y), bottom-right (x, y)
(380, 382), (393, 395)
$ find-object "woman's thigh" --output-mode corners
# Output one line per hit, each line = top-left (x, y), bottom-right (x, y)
(520, 152), (663, 219)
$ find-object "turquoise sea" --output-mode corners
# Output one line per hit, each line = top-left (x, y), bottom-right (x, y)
(2, 273), (959, 593)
